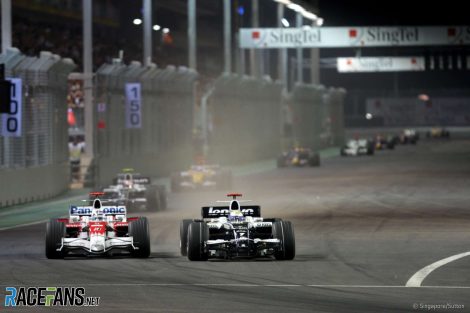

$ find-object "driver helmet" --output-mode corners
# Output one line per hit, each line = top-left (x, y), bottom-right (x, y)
(90, 210), (105, 221)
(228, 210), (245, 222)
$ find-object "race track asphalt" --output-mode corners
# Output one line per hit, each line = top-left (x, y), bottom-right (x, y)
(1, 138), (469, 312)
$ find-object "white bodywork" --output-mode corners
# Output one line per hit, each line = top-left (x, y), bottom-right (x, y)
(343, 139), (370, 156)
(59, 204), (135, 254)
(205, 216), (280, 256)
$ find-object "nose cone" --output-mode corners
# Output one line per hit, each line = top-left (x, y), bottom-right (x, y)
(90, 235), (105, 252)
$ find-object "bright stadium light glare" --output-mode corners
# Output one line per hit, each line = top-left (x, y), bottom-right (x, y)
(286, 3), (304, 13)
(316, 18), (324, 26)
(153, 24), (161, 31)
(133, 18), (142, 25)
(281, 18), (290, 27)
(365, 113), (373, 120)
(274, 0), (292, 4)
(302, 11), (317, 21)
(162, 28), (170, 34)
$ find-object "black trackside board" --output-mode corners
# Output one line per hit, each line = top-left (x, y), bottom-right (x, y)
(201, 206), (261, 218)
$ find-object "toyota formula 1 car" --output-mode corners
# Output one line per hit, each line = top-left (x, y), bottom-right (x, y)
(171, 165), (232, 192)
(179, 193), (295, 261)
(277, 147), (320, 167)
(340, 139), (375, 156)
(45, 192), (150, 258)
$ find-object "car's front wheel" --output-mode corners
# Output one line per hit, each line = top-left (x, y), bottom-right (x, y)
(273, 221), (295, 260)
(180, 219), (193, 256)
(187, 222), (209, 261)
(129, 217), (151, 258)
(45, 219), (65, 259)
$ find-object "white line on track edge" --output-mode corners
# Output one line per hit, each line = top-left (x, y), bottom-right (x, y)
(1, 283), (464, 289)
(406, 251), (470, 287)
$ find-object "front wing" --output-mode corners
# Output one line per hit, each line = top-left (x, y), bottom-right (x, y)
(58, 237), (137, 254)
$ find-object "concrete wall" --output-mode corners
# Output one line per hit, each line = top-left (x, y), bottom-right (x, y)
(0, 162), (69, 208)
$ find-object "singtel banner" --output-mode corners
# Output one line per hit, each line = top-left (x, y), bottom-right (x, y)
(240, 26), (470, 48)
(337, 57), (425, 72)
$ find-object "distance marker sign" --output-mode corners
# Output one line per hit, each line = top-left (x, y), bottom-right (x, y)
(125, 83), (142, 129)
(1, 78), (22, 137)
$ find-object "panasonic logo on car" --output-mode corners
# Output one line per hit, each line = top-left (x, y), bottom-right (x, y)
(208, 207), (254, 215)
(70, 206), (126, 215)
(70, 206), (92, 215)
(102, 207), (126, 214)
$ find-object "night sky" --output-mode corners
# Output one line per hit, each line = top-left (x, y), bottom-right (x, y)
(318, 0), (468, 26)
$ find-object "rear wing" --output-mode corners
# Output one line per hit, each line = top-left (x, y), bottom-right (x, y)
(70, 206), (127, 216)
(201, 206), (261, 218)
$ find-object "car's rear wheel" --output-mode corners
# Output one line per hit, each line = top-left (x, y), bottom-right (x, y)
(308, 153), (320, 167)
(129, 217), (150, 258)
(180, 219), (193, 256)
(277, 156), (287, 168)
(273, 221), (295, 260)
(171, 173), (182, 193)
(145, 186), (160, 211)
(45, 219), (65, 259)
(156, 185), (167, 210)
(187, 222), (209, 261)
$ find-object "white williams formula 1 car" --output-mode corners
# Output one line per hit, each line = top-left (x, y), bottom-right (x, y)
(45, 192), (150, 258)
(180, 193), (295, 261)
(340, 139), (375, 156)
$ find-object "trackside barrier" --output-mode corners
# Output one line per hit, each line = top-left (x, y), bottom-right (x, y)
(290, 84), (346, 150)
(0, 48), (75, 207)
(92, 62), (197, 187)
(209, 74), (283, 164)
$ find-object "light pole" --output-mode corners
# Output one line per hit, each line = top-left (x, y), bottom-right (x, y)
(188, 0), (197, 70)
(295, 11), (303, 84)
(277, 2), (286, 85)
(1, 0), (12, 54)
(250, 0), (259, 77)
(83, 0), (94, 158)
(143, 0), (152, 66)
(223, 0), (231, 73)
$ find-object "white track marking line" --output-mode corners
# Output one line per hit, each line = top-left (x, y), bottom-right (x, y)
(406, 251), (470, 287)
(0, 219), (48, 232)
(6, 283), (464, 289)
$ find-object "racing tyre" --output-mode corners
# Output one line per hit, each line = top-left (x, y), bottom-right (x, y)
(180, 219), (193, 256)
(171, 173), (182, 193)
(129, 217), (151, 258)
(146, 186), (160, 211)
(156, 185), (167, 210)
(308, 154), (320, 167)
(187, 222), (209, 261)
(340, 148), (347, 156)
(45, 219), (65, 259)
(273, 221), (295, 260)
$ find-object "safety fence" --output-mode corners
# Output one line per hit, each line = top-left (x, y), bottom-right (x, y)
(208, 74), (283, 164)
(0, 48), (75, 207)
(289, 84), (346, 150)
(92, 62), (198, 187)
(1, 48), (347, 206)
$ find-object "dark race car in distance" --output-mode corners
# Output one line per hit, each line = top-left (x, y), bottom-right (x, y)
(277, 147), (320, 167)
